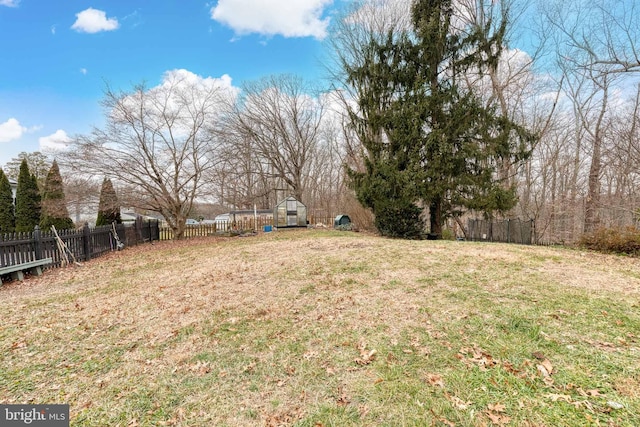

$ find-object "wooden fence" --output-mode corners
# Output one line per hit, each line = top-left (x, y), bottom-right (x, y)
(466, 218), (534, 244)
(0, 220), (160, 271)
(156, 216), (343, 240)
(158, 218), (277, 240)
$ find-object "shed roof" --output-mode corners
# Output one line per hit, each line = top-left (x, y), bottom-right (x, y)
(276, 196), (306, 207)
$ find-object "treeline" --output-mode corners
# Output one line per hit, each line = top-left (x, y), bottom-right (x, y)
(3, 0), (639, 244)
(0, 157), (122, 234)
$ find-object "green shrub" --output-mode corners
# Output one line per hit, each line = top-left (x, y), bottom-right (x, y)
(373, 201), (425, 239)
(441, 228), (456, 241)
(579, 226), (640, 256)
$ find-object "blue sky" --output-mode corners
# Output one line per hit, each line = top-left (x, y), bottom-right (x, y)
(3, 0), (637, 170)
(0, 0), (342, 166)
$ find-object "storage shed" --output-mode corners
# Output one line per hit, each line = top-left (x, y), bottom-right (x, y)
(334, 214), (351, 228)
(274, 196), (307, 228)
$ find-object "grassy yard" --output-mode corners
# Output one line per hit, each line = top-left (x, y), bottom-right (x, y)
(1, 229), (638, 426)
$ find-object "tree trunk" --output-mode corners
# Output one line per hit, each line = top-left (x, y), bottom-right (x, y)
(584, 139), (602, 233)
(429, 198), (442, 239)
(584, 82), (608, 233)
(173, 218), (186, 240)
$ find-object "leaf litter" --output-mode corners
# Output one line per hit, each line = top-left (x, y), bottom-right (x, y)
(1, 231), (639, 426)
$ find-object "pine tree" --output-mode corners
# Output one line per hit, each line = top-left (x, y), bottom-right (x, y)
(96, 178), (121, 226)
(0, 169), (15, 234)
(15, 159), (41, 232)
(344, 28), (427, 239)
(40, 160), (74, 231)
(343, 0), (535, 238)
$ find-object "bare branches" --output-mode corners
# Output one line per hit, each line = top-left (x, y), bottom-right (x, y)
(226, 75), (325, 202)
(522, 0), (640, 237)
(63, 73), (231, 238)
(547, 0), (640, 77)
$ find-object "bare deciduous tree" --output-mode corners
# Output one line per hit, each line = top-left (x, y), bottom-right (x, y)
(544, 0), (640, 234)
(213, 133), (274, 210)
(63, 176), (100, 225)
(3, 151), (51, 188)
(226, 74), (325, 203)
(457, 0), (561, 232)
(63, 71), (232, 239)
(604, 84), (640, 227)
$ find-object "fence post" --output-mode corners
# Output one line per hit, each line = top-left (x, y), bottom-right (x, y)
(34, 225), (42, 261)
(83, 222), (92, 261)
(531, 219), (535, 245)
(136, 216), (144, 244)
(507, 219), (511, 244)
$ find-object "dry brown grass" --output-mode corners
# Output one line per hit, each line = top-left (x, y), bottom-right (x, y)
(1, 230), (639, 426)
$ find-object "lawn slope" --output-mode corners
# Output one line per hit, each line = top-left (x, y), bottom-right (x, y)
(1, 230), (638, 426)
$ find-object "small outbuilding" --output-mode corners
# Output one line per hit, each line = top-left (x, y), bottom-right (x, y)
(334, 214), (352, 228)
(274, 196), (307, 228)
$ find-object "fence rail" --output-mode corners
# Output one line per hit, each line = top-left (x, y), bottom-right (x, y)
(159, 218), (273, 240)
(158, 217), (320, 240)
(0, 220), (160, 274)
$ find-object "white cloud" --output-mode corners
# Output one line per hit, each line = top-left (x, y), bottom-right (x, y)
(0, 0), (19, 7)
(39, 130), (71, 151)
(346, 0), (412, 30)
(115, 69), (240, 134)
(162, 68), (235, 88)
(80, 68), (88, 75)
(210, 0), (332, 39)
(51, 25), (56, 35)
(71, 8), (119, 34)
(106, 69), (240, 152)
(0, 118), (26, 142)
(155, 69), (240, 102)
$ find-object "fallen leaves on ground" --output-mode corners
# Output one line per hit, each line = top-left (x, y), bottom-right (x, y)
(485, 402), (510, 425)
(426, 373), (445, 388)
(457, 346), (499, 370)
(536, 358), (554, 377)
(430, 409), (456, 427)
(264, 407), (305, 427)
(354, 341), (377, 366)
(185, 360), (211, 375)
(445, 392), (472, 410)
(335, 386), (351, 407)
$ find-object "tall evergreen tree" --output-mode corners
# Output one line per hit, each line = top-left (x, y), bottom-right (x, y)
(342, 0), (535, 238)
(40, 160), (74, 231)
(15, 159), (41, 232)
(96, 178), (121, 226)
(0, 169), (15, 233)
